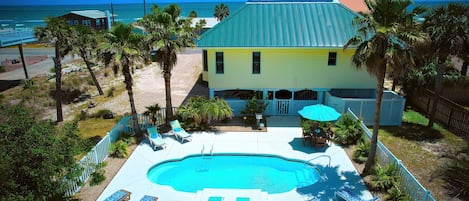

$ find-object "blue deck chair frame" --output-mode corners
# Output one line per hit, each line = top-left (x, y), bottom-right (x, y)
(147, 127), (166, 150)
(170, 120), (191, 143)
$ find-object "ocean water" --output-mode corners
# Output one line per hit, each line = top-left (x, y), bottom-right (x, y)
(0, 2), (245, 29)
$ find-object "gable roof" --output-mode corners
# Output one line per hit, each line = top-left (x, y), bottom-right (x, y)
(69, 10), (107, 19)
(197, 1), (360, 48)
(339, 0), (369, 13)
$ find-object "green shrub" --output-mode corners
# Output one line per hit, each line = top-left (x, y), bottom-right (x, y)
(93, 109), (113, 118)
(21, 79), (34, 90)
(0, 65), (5, 72)
(385, 183), (410, 201)
(86, 76), (94, 86)
(107, 87), (115, 97)
(333, 113), (363, 145)
(0, 93), (5, 100)
(241, 96), (269, 117)
(353, 139), (370, 164)
(176, 96), (233, 130)
(109, 140), (129, 158)
(301, 119), (319, 133)
(119, 132), (136, 145)
(89, 162), (107, 186)
(371, 164), (399, 191)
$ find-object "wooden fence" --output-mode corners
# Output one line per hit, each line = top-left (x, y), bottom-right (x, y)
(410, 89), (469, 138)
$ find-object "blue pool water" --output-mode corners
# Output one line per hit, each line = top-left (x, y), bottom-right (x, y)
(147, 154), (320, 194)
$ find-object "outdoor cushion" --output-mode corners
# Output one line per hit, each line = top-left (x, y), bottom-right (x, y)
(104, 189), (131, 201)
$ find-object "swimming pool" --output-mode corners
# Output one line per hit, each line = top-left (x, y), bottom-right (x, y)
(147, 154), (321, 194)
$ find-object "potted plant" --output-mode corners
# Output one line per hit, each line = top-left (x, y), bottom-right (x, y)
(241, 97), (269, 127)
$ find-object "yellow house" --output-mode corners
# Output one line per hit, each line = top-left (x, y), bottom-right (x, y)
(197, 0), (384, 117)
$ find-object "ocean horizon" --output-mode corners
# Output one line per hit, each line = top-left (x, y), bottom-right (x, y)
(0, 2), (245, 29)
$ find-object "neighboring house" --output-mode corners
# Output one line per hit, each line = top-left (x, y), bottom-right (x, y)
(197, 0), (405, 126)
(61, 10), (111, 31)
(339, 0), (369, 13)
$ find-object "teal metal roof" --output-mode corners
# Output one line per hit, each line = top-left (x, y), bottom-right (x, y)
(197, 2), (359, 48)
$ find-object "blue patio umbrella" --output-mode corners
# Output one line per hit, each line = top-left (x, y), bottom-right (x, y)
(297, 104), (341, 121)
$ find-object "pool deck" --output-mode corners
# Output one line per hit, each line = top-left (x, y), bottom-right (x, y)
(97, 116), (374, 201)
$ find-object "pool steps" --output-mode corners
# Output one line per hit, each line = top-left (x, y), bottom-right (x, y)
(194, 188), (269, 201)
(201, 144), (214, 157)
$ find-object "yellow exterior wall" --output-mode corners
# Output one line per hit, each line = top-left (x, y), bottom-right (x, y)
(204, 48), (377, 89)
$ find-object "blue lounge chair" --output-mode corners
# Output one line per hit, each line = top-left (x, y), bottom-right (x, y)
(236, 197), (250, 201)
(170, 120), (191, 143)
(147, 127), (166, 150)
(208, 196), (224, 201)
(335, 188), (378, 201)
(140, 195), (158, 201)
(104, 189), (131, 201)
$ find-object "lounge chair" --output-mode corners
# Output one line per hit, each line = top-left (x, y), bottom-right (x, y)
(140, 195), (158, 201)
(170, 120), (191, 143)
(208, 196), (224, 201)
(104, 189), (131, 201)
(314, 136), (327, 147)
(147, 127), (166, 150)
(302, 131), (312, 145)
(335, 188), (378, 201)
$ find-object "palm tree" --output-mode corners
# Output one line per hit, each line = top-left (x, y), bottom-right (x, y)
(138, 4), (197, 125)
(72, 25), (104, 95)
(100, 23), (144, 138)
(422, 4), (469, 127)
(344, 0), (425, 175)
(214, 3), (230, 21)
(35, 17), (74, 122)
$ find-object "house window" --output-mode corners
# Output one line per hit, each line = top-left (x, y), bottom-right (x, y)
(328, 52), (337, 66)
(252, 52), (260, 74)
(203, 50), (208, 71)
(216, 52), (224, 74)
(82, 20), (91, 26)
(96, 19), (101, 26)
(73, 20), (79, 25)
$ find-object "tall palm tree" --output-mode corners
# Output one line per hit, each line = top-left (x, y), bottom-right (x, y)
(344, 0), (425, 175)
(214, 3), (230, 21)
(138, 4), (197, 125)
(35, 17), (74, 122)
(72, 25), (104, 95)
(100, 23), (144, 138)
(422, 4), (469, 127)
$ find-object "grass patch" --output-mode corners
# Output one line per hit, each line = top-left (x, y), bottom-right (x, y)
(77, 118), (118, 140)
(376, 108), (466, 201)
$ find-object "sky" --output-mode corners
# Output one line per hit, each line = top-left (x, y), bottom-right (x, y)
(0, 0), (245, 6)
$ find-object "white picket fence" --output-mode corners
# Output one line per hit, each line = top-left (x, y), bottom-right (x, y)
(65, 116), (132, 196)
(347, 109), (436, 201)
(65, 108), (174, 196)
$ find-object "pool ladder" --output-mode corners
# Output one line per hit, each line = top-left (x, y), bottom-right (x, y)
(201, 145), (214, 157)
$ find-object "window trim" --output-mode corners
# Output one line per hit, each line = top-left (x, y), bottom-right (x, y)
(252, 51), (261, 74)
(328, 52), (337, 66)
(215, 52), (224, 74)
(203, 50), (208, 71)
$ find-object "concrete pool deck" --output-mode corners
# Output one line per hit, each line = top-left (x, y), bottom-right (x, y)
(97, 116), (374, 201)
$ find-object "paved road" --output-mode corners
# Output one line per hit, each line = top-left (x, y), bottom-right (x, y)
(0, 47), (74, 80)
